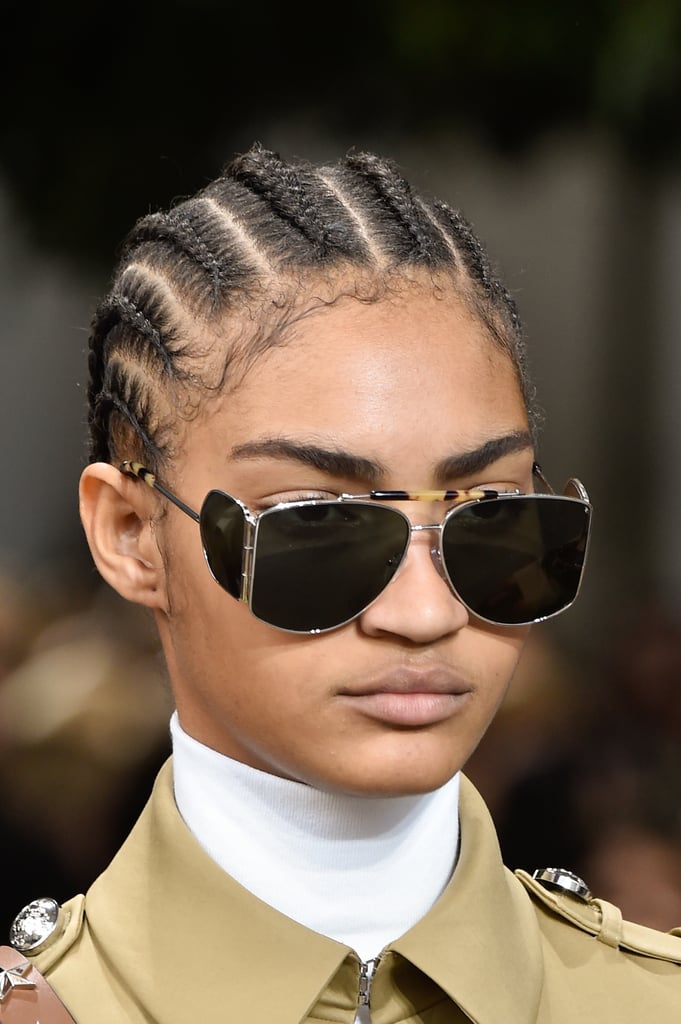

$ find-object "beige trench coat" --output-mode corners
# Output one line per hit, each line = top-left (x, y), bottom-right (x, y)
(23, 762), (681, 1022)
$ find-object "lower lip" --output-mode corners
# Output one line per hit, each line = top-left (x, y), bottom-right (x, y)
(341, 691), (471, 727)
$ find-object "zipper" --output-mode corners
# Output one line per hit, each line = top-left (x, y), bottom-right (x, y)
(358, 957), (379, 1008)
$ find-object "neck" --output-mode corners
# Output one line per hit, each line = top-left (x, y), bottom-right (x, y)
(171, 713), (461, 961)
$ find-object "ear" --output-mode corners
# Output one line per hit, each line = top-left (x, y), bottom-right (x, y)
(79, 463), (169, 611)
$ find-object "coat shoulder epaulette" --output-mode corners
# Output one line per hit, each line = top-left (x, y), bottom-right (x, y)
(1, 898), (86, 1023)
(8, 895), (86, 973)
(516, 868), (681, 965)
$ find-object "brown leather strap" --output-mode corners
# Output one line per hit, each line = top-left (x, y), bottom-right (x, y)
(0, 946), (76, 1024)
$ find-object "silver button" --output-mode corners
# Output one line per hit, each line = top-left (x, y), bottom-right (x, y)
(532, 867), (592, 902)
(9, 898), (62, 953)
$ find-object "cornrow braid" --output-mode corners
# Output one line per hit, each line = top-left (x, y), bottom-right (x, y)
(88, 270), (187, 464)
(96, 362), (163, 465)
(340, 152), (453, 266)
(87, 142), (535, 469)
(430, 199), (521, 329)
(225, 144), (373, 264)
(120, 200), (258, 311)
(94, 293), (175, 375)
(428, 198), (528, 397)
(124, 212), (225, 303)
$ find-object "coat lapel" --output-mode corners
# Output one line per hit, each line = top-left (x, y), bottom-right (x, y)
(85, 764), (543, 1023)
(85, 761), (356, 1023)
(393, 776), (544, 1024)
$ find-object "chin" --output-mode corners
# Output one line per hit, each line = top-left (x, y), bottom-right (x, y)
(311, 757), (463, 799)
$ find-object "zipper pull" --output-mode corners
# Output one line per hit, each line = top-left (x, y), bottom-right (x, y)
(358, 958), (377, 1007)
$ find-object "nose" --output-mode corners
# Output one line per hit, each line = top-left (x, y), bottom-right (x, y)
(358, 526), (469, 642)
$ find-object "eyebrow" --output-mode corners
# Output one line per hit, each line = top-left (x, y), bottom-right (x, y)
(433, 430), (534, 484)
(230, 438), (387, 486)
(229, 430), (534, 488)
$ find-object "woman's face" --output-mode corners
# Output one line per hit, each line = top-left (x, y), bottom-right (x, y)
(153, 286), (534, 795)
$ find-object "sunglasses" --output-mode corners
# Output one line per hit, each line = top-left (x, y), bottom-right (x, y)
(120, 461), (591, 634)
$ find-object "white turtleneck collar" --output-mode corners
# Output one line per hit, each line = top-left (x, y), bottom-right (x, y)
(170, 712), (461, 963)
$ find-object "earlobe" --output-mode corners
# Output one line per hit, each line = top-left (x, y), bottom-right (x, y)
(79, 463), (168, 611)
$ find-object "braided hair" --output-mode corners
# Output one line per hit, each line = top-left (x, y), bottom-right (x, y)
(88, 143), (532, 468)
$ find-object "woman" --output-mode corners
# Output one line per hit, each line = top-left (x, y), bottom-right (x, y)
(5, 145), (679, 1022)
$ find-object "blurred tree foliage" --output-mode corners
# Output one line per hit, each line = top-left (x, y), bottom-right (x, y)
(3, 0), (680, 269)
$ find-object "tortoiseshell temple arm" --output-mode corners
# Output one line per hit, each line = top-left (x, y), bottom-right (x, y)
(349, 464), (553, 503)
(349, 466), (552, 504)
(120, 461), (501, 509)
(120, 458), (559, 514)
(351, 488), (501, 503)
(121, 461), (154, 486)
(120, 461), (201, 523)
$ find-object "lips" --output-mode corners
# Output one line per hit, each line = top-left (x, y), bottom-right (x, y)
(337, 664), (472, 698)
(336, 666), (473, 727)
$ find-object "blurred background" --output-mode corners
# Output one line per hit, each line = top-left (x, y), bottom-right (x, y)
(2, 0), (681, 933)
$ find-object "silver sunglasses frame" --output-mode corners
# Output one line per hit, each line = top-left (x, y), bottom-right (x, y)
(120, 461), (592, 635)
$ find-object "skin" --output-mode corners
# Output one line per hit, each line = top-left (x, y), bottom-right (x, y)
(80, 285), (534, 796)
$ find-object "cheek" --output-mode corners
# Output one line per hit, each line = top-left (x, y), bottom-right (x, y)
(159, 522), (318, 699)
(156, 517), (233, 669)
(474, 626), (529, 704)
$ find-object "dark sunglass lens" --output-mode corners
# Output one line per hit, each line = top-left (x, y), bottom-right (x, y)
(442, 497), (590, 625)
(200, 491), (247, 599)
(251, 502), (410, 632)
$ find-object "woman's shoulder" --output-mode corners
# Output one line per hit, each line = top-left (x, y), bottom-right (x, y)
(514, 866), (681, 1018)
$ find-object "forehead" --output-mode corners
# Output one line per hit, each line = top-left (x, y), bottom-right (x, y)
(183, 287), (528, 478)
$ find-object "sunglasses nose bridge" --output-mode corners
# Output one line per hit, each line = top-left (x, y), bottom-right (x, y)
(408, 522), (448, 581)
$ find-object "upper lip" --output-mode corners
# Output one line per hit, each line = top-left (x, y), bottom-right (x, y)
(338, 665), (472, 697)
